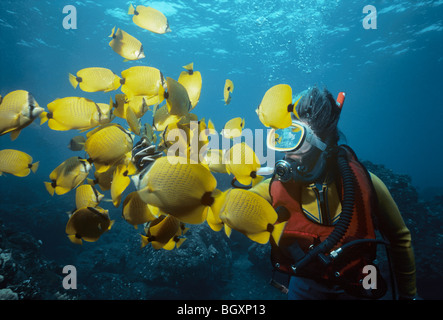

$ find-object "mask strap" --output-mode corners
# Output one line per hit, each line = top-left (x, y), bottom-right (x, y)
(305, 131), (327, 151)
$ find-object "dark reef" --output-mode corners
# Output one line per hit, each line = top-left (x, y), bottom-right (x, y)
(0, 160), (441, 300)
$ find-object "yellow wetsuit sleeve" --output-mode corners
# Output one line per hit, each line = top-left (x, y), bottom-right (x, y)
(369, 172), (417, 298)
(249, 178), (272, 203)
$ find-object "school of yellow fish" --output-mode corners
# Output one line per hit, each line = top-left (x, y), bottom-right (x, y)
(0, 4), (304, 250)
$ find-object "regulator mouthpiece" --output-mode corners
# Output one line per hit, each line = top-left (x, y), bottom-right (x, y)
(275, 160), (293, 182)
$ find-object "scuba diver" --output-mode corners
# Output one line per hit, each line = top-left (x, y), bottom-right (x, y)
(250, 85), (418, 300)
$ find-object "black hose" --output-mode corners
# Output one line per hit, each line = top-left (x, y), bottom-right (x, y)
(331, 238), (388, 254)
(231, 177), (252, 189)
(292, 147), (356, 273)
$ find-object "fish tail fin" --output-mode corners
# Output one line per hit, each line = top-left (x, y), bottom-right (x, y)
(126, 107), (141, 136)
(207, 189), (225, 232)
(44, 181), (55, 196)
(68, 235), (83, 245)
(182, 62), (193, 72)
(69, 73), (79, 89)
(176, 238), (186, 249)
(113, 76), (122, 91)
(109, 96), (116, 110)
(292, 95), (302, 119)
(31, 161), (39, 173)
(40, 112), (49, 125)
(181, 226), (189, 235)
(147, 205), (161, 218)
(109, 26), (116, 38)
(140, 234), (150, 248)
(271, 221), (287, 246)
(224, 224), (232, 238)
(128, 3), (135, 15)
(158, 84), (166, 103)
(207, 119), (216, 134)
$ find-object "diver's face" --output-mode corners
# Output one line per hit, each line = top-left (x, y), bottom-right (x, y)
(281, 146), (326, 184)
(285, 141), (317, 162)
(284, 141), (324, 174)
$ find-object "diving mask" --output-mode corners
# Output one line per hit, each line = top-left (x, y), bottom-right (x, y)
(267, 120), (327, 153)
(267, 121), (329, 183)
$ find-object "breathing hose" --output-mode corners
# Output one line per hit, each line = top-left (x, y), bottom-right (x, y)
(292, 147), (356, 273)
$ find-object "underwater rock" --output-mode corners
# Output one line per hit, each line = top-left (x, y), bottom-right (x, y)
(67, 222), (233, 299)
(125, 223), (233, 299)
(248, 242), (272, 275)
(0, 219), (77, 300)
(0, 288), (18, 300)
(84, 272), (149, 300)
(363, 161), (443, 299)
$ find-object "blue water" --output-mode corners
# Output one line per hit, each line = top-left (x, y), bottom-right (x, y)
(0, 0), (442, 300)
(1, 0), (442, 190)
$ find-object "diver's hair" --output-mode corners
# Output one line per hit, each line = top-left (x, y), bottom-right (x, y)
(295, 85), (341, 146)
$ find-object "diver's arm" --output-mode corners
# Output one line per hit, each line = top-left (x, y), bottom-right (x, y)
(249, 178), (272, 203)
(370, 172), (417, 299)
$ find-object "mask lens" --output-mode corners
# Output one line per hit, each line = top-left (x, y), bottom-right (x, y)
(267, 124), (305, 151)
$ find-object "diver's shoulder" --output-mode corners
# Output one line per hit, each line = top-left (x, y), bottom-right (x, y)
(367, 171), (392, 198)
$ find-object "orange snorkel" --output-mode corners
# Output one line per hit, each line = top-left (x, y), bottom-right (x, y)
(336, 92), (346, 111)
